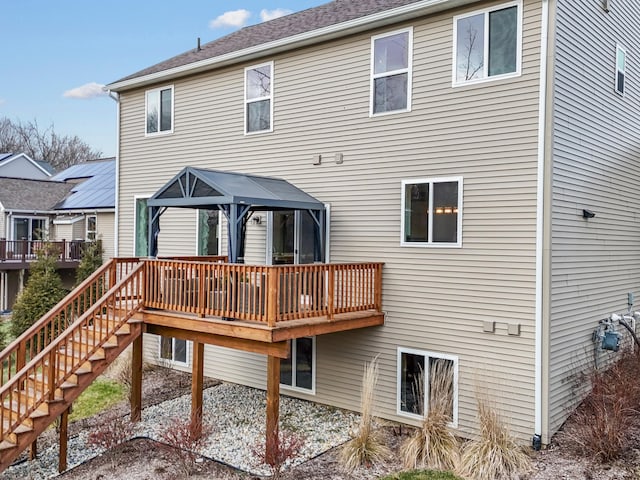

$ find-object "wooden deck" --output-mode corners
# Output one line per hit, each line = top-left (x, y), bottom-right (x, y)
(0, 239), (89, 270)
(136, 258), (384, 355)
(0, 257), (384, 472)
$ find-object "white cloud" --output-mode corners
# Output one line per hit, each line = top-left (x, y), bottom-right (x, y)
(209, 9), (251, 28)
(0, 99), (5, 105)
(260, 8), (292, 22)
(63, 82), (107, 99)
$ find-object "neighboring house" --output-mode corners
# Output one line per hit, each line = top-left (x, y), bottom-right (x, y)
(105, 0), (640, 448)
(51, 158), (116, 260)
(0, 153), (54, 180)
(0, 158), (116, 310)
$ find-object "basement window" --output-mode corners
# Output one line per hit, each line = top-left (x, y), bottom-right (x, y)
(159, 336), (188, 366)
(397, 347), (458, 426)
(280, 337), (315, 393)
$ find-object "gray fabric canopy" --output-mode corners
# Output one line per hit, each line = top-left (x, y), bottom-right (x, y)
(147, 167), (325, 263)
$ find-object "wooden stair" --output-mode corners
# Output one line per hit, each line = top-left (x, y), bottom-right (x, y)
(0, 260), (145, 473)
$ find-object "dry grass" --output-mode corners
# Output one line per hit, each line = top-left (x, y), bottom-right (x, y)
(457, 397), (530, 480)
(401, 359), (459, 471)
(339, 356), (391, 471)
(559, 352), (640, 462)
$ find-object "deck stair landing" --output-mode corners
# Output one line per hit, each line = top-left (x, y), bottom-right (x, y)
(0, 259), (144, 471)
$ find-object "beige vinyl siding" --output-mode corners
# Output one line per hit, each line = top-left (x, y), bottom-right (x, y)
(96, 213), (116, 259)
(549, 0), (640, 437)
(71, 219), (84, 240)
(121, 0), (543, 441)
(53, 223), (73, 242)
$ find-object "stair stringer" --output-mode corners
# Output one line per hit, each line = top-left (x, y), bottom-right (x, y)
(0, 320), (143, 470)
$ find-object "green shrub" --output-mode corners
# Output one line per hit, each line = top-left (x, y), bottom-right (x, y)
(10, 244), (65, 338)
(75, 240), (104, 286)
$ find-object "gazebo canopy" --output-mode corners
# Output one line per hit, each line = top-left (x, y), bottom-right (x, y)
(146, 167), (325, 263)
(148, 167), (324, 211)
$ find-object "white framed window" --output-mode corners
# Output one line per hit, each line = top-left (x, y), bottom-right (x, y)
(86, 215), (97, 241)
(371, 27), (413, 116)
(159, 336), (189, 366)
(134, 196), (150, 256)
(280, 336), (315, 394)
(615, 44), (626, 95)
(245, 61), (273, 134)
(397, 347), (459, 427)
(145, 85), (174, 135)
(401, 177), (462, 247)
(452, 0), (522, 86)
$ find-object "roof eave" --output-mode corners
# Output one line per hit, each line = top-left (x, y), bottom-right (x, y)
(106, 0), (477, 92)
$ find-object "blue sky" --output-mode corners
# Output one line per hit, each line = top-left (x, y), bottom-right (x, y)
(1, 1), (325, 158)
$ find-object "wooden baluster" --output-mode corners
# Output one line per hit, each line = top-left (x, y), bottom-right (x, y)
(327, 265), (335, 321)
(267, 268), (278, 327)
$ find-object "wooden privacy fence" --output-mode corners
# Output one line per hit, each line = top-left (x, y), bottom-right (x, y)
(143, 260), (383, 326)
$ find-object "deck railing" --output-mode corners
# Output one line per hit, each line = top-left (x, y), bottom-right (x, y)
(0, 258), (139, 386)
(143, 260), (383, 326)
(0, 263), (144, 443)
(0, 239), (89, 263)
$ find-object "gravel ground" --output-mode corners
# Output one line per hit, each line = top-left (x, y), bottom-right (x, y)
(2, 383), (362, 479)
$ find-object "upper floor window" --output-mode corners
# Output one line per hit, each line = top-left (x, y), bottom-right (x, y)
(245, 62), (273, 134)
(145, 85), (173, 135)
(453, 1), (522, 86)
(86, 215), (97, 241)
(616, 44), (626, 95)
(401, 177), (462, 247)
(371, 28), (413, 115)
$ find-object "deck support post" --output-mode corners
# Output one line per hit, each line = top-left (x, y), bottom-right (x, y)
(29, 439), (36, 460)
(58, 407), (69, 473)
(191, 341), (204, 438)
(131, 334), (143, 422)
(266, 355), (280, 462)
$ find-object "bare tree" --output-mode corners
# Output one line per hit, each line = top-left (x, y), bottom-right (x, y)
(0, 117), (102, 171)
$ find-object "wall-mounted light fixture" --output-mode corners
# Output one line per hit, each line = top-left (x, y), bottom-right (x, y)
(602, 0), (610, 13)
(582, 209), (596, 219)
(251, 216), (262, 225)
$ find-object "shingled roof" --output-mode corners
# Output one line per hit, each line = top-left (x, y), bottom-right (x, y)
(108, 0), (473, 90)
(0, 178), (73, 212)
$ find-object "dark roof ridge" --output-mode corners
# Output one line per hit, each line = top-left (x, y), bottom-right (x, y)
(109, 0), (427, 87)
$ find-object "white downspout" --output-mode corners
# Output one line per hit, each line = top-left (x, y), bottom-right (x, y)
(108, 91), (120, 257)
(535, 0), (550, 444)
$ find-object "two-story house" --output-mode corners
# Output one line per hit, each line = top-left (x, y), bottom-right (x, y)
(0, 158), (116, 311)
(103, 0), (640, 448)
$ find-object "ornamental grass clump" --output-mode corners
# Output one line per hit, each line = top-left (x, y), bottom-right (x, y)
(401, 359), (459, 471)
(457, 396), (530, 480)
(339, 356), (391, 471)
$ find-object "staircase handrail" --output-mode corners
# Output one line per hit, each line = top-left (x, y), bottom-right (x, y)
(0, 259), (120, 384)
(0, 262), (145, 442)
